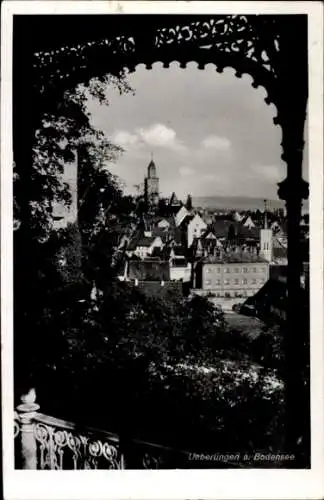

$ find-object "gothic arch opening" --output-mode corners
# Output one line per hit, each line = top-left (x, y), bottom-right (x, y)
(86, 61), (286, 210)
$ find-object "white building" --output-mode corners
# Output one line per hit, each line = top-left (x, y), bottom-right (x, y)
(169, 247), (191, 282)
(133, 236), (163, 259)
(187, 213), (207, 247)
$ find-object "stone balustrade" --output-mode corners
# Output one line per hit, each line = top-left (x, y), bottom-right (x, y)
(13, 390), (194, 470)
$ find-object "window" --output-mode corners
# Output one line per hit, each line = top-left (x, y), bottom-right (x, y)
(235, 268), (240, 273)
(224, 279), (230, 285)
(206, 268), (212, 274)
(242, 278), (248, 285)
(243, 267), (248, 273)
(217, 268), (221, 273)
(205, 279), (211, 286)
(234, 278), (239, 284)
(216, 279), (221, 285)
(253, 268), (257, 273)
(252, 279), (257, 284)
(224, 268), (230, 274)
(260, 278), (265, 284)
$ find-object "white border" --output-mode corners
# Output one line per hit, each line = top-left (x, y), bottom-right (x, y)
(1, 2), (323, 499)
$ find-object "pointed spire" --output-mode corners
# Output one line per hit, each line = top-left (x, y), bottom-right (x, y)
(264, 199), (268, 229)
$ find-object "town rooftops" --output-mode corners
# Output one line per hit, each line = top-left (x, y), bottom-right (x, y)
(208, 220), (260, 240)
(201, 252), (268, 264)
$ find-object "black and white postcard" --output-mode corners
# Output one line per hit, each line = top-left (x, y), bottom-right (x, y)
(1, 1), (323, 499)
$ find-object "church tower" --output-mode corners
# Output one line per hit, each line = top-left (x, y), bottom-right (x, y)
(144, 155), (159, 206)
(260, 199), (273, 262)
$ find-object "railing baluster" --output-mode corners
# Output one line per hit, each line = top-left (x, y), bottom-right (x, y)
(16, 389), (40, 470)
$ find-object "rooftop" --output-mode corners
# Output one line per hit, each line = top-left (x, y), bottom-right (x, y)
(208, 220), (260, 240)
(202, 252), (268, 264)
(171, 258), (188, 267)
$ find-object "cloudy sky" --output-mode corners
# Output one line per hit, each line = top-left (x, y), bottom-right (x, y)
(87, 62), (308, 201)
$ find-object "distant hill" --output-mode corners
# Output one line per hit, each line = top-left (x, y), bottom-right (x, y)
(193, 195), (309, 213)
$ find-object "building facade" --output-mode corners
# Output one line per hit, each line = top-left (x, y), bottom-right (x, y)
(195, 256), (269, 297)
(187, 213), (207, 247)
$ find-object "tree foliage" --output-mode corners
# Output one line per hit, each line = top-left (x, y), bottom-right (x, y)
(14, 62), (134, 396)
(32, 275), (284, 456)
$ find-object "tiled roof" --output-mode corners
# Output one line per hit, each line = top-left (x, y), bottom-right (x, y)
(202, 251), (268, 264)
(128, 260), (170, 281)
(210, 220), (260, 240)
(211, 220), (236, 238)
(238, 225), (259, 240)
(171, 258), (187, 267)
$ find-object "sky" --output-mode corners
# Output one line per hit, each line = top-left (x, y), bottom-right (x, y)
(86, 62), (308, 201)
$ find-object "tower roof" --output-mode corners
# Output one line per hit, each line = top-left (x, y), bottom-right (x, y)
(147, 159), (157, 178)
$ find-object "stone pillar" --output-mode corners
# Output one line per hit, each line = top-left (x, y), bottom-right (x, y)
(16, 389), (40, 470)
(278, 174), (309, 466)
